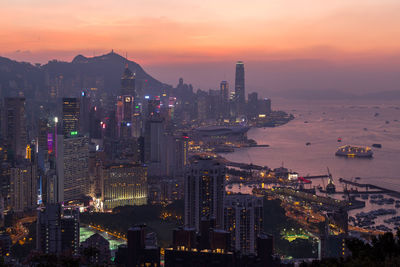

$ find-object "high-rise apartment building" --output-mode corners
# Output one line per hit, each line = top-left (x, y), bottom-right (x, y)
(144, 117), (165, 176)
(36, 204), (80, 255)
(219, 81), (229, 118)
(234, 61), (245, 108)
(184, 156), (226, 231)
(1, 97), (27, 158)
(80, 91), (91, 135)
(224, 194), (263, 255)
(220, 81), (229, 103)
(10, 161), (37, 212)
(56, 135), (89, 202)
(62, 98), (80, 136)
(100, 163), (147, 210)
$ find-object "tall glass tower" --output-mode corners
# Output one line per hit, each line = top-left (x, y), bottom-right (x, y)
(234, 61), (245, 104)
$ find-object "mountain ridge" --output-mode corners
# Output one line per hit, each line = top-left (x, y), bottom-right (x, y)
(0, 52), (170, 98)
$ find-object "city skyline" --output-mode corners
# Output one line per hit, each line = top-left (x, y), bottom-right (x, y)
(2, 1), (400, 93)
(1, 1), (400, 265)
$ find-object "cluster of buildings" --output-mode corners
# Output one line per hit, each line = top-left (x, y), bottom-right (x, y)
(111, 155), (275, 267)
(0, 59), (281, 264)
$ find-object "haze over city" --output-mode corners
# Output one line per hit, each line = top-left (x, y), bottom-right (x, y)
(1, 1), (400, 266)
(2, 0), (400, 94)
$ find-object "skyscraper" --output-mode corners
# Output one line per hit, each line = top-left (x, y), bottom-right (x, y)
(1, 97), (27, 158)
(144, 117), (165, 176)
(80, 91), (91, 135)
(184, 156), (226, 231)
(56, 135), (89, 202)
(62, 98), (80, 136)
(121, 65), (136, 97)
(234, 61), (245, 107)
(10, 161), (37, 212)
(224, 194), (263, 255)
(219, 81), (230, 118)
(220, 81), (229, 103)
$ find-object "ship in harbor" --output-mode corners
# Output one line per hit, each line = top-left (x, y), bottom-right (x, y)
(335, 145), (373, 158)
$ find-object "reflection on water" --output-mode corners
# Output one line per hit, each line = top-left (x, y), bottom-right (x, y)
(222, 99), (400, 191)
(223, 98), (400, 231)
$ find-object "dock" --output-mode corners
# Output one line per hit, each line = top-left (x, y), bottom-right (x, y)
(339, 178), (400, 198)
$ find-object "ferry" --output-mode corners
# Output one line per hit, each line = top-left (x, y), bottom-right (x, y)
(335, 145), (373, 158)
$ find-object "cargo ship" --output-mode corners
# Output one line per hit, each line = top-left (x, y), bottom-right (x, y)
(335, 145), (373, 158)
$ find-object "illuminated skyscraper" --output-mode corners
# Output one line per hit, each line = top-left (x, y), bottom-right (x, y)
(121, 65), (136, 97)
(1, 97), (27, 158)
(234, 61), (245, 114)
(184, 156), (226, 231)
(224, 194), (263, 255)
(62, 98), (80, 136)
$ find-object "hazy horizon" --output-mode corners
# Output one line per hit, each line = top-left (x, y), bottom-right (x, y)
(1, 0), (400, 96)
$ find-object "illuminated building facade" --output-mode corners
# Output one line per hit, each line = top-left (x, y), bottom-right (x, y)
(117, 65), (142, 139)
(224, 194), (263, 255)
(10, 161), (37, 212)
(184, 156), (226, 231)
(101, 163), (147, 210)
(57, 135), (89, 202)
(62, 98), (80, 137)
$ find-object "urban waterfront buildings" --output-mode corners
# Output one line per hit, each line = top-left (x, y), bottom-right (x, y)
(0, 56), (295, 264)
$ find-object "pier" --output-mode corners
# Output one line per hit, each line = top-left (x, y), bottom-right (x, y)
(339, 178), (400, 198)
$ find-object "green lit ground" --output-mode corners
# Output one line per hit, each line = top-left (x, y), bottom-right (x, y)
(80, 226), (126, 252)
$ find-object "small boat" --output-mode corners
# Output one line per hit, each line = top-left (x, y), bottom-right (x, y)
(304, 121), (309, 123)
(306, 142), (311, 146)
(372, 144), (382, 148)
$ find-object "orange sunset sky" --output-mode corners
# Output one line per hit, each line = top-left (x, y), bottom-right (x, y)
(1, 0), (400, 93)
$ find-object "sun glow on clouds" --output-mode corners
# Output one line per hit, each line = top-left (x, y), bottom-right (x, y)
(1, 0), (400, 64)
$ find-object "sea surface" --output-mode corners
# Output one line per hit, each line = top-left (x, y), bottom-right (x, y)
(222, 98), (400, 229)
(222, 98), (400, 192)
